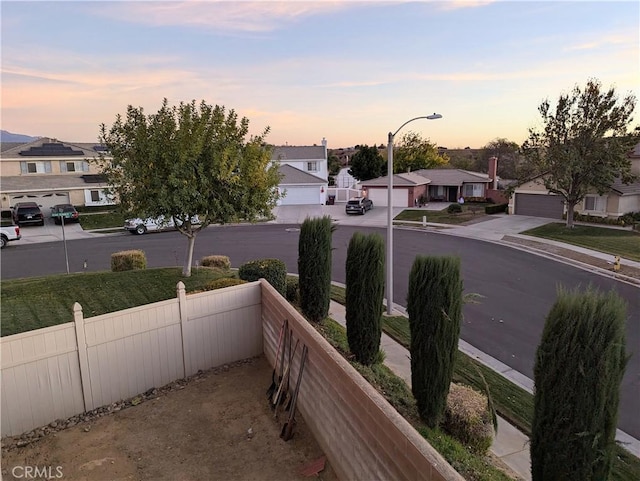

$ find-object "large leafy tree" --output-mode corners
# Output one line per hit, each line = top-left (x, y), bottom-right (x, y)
(347, 144), (384, 181)
(97, 99), (281, 276)
(394, 131), (449, 173)
(521, 79), (639, 227)
(480, 138), (522, 179)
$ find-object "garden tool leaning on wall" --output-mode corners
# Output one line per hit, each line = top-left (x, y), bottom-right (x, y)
(267, 318), (287, 400)
(281, 344), (308, 441)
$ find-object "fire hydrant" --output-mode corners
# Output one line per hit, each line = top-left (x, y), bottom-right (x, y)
(613, 255), (621, 272)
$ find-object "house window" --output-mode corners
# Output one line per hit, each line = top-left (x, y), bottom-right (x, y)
(463, 183), (484, 197)
(60, 160), (89, 172)
(90, 190), (101, 202)
(584, 195), (606, 213)
(20, 161), (52, 174)
(307, 161), (318, 172)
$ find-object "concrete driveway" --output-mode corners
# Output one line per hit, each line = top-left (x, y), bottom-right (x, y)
(271, 204), (396, 227)
(270, 204), (555, 241)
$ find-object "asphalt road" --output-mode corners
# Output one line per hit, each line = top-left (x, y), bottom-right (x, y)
(2, 223), (639, 439)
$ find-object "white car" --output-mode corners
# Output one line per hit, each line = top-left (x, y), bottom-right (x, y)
(124, 216), (175, 235)
(124, 215), (201, 235)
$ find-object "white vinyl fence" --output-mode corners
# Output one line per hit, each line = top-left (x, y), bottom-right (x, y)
(1, 281), (263, 437)
(327, 187), (362, 202)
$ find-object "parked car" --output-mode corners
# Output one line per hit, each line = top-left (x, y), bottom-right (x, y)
(12, 202), (45, 226)
(51, 204), (80, 224)
(124, 216), (175, 235)
(124, 215), (201, 235)
(345, 197), (373, 215)
(0, 223), (21, 248)
(1, 208), (17, 226)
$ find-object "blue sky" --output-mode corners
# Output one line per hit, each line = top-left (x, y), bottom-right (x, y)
(2, 1), (638, 149)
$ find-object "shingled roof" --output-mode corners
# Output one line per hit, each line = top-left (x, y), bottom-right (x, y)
(278, 164), (325, 185)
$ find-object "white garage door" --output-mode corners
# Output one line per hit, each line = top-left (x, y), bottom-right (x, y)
(279, 186), (321, 205)
(10, 192), (70, 217)
(367, 188), (409, 207)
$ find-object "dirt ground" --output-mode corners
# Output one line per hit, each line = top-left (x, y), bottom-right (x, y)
(1, 356), (338, 481)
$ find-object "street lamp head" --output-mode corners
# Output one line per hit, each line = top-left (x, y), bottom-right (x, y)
(426, 113), (442, 120)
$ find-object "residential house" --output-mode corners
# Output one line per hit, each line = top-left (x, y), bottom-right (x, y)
(509, 142), (640, 219)
(0, 138), (113, 216)
(360, 157), (502, 207)
(0, 137), (331, 213)
(272, 139), (329, 205)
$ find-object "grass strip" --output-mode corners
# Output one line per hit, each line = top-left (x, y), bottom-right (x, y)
(393, 206), (489, 225)
(78, 211), (126, 230)
(522, 223), (640, 262)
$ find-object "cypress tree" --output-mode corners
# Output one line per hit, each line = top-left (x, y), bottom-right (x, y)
(531, 287), (628, 481)
(345, 232), (385, 365)
(407, 255), (463, 428)
(298, 215), (335, 323)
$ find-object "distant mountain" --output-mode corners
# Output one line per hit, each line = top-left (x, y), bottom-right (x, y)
(0, 130), (41, 142)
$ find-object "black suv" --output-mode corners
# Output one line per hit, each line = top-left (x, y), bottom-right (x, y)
(345, 197), (373, 215)
(13, 202), (45, 226)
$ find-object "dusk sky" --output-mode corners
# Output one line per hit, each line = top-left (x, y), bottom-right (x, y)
(2, 1), (639, 149)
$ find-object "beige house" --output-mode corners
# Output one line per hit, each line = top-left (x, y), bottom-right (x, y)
(509, 142), (640, 219)
(0, 138), (113, 216)
(1, 137), (333, 213)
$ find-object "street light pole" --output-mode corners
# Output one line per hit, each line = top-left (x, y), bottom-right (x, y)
(386, 113), (442, 315)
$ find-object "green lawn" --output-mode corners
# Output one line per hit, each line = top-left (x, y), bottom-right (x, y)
(522, 223), (640, 261)
(78, 211), (126, 230)
(0, 268), (230, 337)
(394, 205), (488, 225)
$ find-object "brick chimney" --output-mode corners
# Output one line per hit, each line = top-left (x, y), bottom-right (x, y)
(488, 156), (498, 189)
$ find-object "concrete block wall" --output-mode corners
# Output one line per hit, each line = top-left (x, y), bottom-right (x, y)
(260, 281), (463, 481)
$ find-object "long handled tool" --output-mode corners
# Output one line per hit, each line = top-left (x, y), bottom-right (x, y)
(273, 336), (300, 416)
(281, 344), (308, 441)
(266, 319), (287, 399)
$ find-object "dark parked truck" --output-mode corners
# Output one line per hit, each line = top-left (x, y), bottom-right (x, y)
(0, 224), (21, 248)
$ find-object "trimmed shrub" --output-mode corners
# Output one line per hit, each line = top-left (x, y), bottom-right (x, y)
(298, 215), (335, 323)
(111, 250), (147, 272)
(443, 383), (494, 454)
(238, 258), (286, 296)
(447, 203), (462, 214)
(484, 203), (508, 215)
(200, 255), (231, 270)
(204, 278), (247, 290)
(407, 255), (463, 428)
(531, 287), (628, 481)
(286, 277), (299, 304)
(345, 232), (385, 365)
